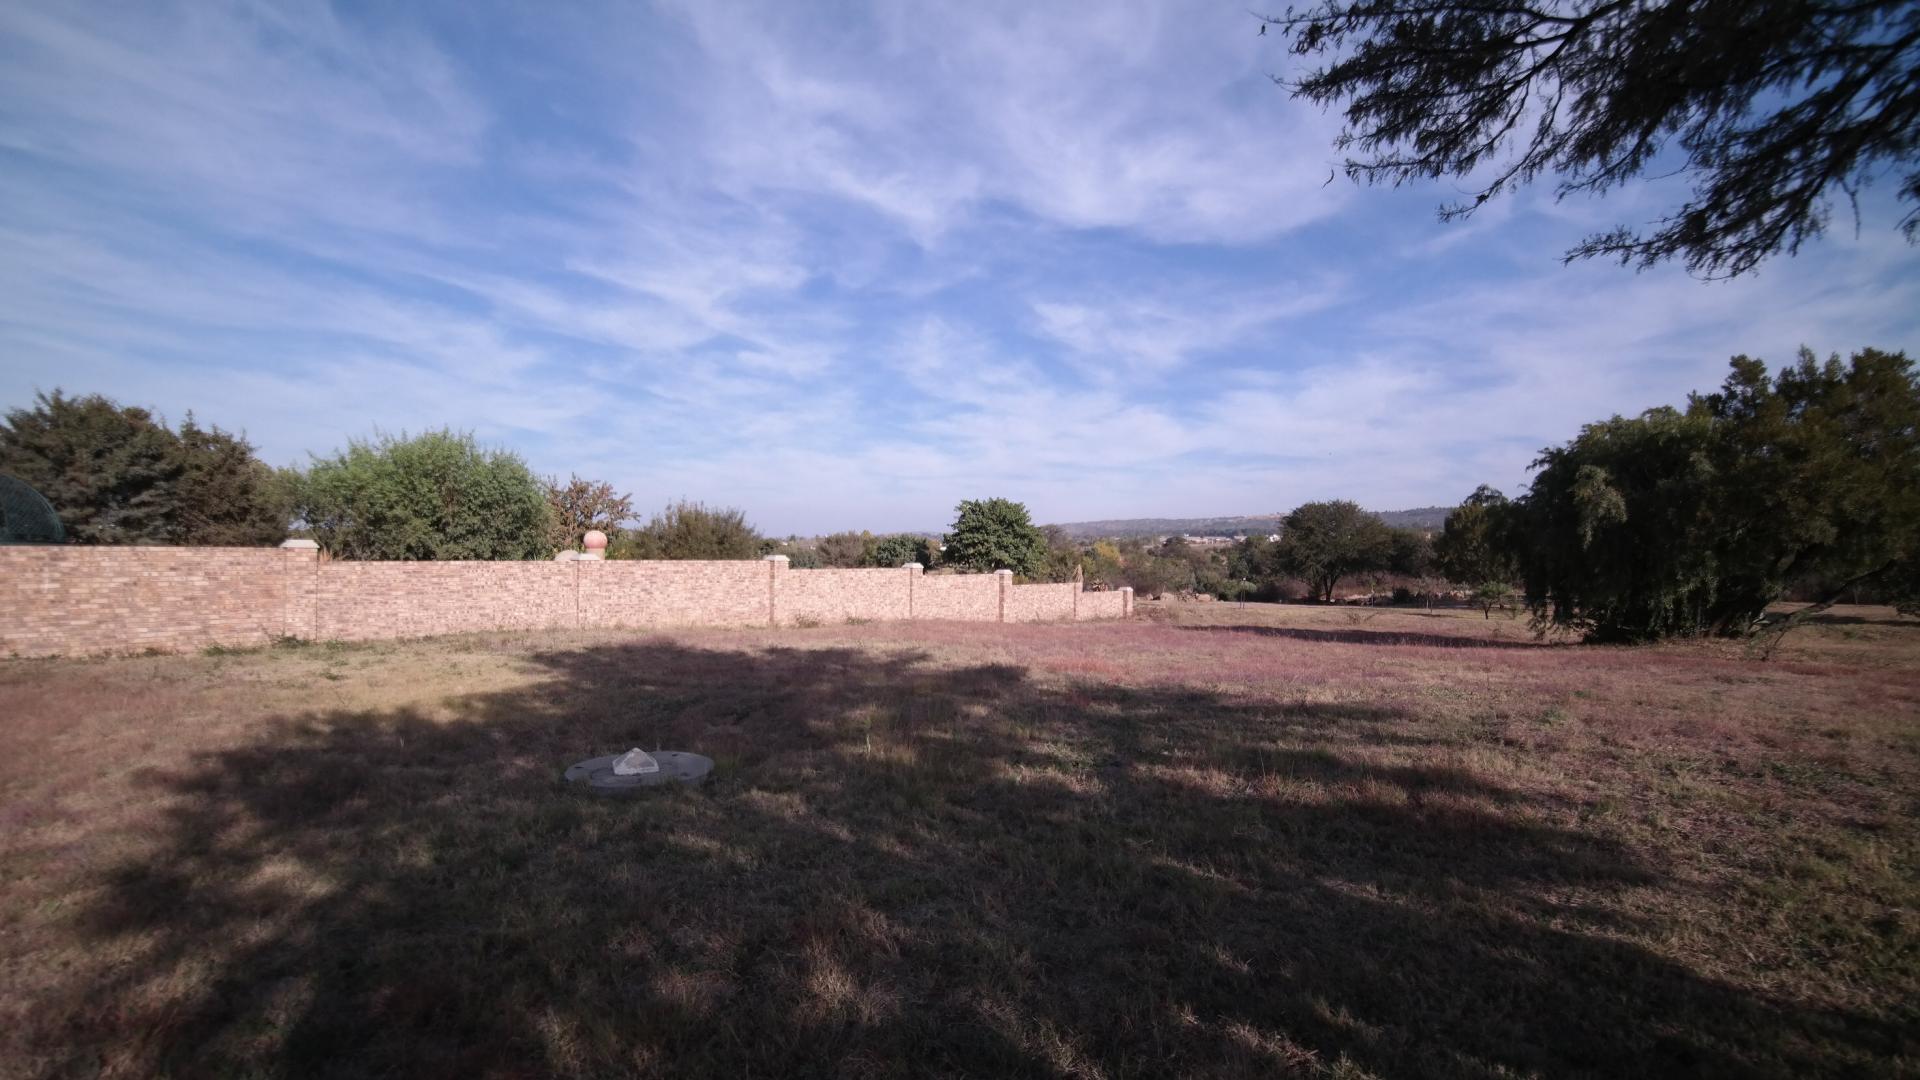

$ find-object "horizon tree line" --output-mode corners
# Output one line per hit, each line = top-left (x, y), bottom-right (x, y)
(6, 344), (1916, 642)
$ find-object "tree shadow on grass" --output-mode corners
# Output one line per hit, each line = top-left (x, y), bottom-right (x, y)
(1782, 611), (1918, 627)
(1175, 624), (1556, 650)
(21, 641), (1907, 1078)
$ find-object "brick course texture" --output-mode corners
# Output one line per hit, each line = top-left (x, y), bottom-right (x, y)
(315, 562), (579, 641)
(778, 567), (910, 626)
(912, 573), (1003, 622)
(0, 548), (1130, 657)
(1006, 582), (1078, 623)
(1076, 590), (1128, 621)
(581, 561), (771, 630)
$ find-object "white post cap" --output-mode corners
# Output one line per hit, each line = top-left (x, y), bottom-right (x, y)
(279, 538), (319, 550)
(901, 562), (924, 570)
(763, 554), (790, 562)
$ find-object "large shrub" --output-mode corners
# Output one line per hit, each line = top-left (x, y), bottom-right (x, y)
(866, 533), (935, 568)
(816, 531), (875, 568)
(293, 430), (550, 560)
(612, 500), (762, 560)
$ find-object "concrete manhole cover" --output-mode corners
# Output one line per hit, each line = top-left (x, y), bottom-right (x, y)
(564, 747), (714, 794)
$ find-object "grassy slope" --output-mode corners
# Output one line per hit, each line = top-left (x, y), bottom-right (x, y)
(1, 604), (1915, 1078)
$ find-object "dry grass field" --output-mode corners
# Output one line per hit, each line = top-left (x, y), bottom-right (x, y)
(2, 602), (1916, 1078)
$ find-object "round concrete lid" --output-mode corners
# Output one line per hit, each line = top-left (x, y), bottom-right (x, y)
(564, 750), (714, 793)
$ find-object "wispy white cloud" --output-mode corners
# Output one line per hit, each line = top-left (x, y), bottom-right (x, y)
(1032, 279), (1346, 380)
(661, 0), (1348, 244)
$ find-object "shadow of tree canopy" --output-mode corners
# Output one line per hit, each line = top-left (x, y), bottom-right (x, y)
(1173, 624), (1556, 650)
(1780, 611), (1918, 627)
(24, 641), (1904, 1078)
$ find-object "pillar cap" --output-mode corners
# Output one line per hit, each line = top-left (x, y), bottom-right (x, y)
(582, 529), (608, 552)
(901, 562), (923, 570)
(279, 538), (319, 550)
(764, 554), (790, 562)
(994, 569), (1013, 577)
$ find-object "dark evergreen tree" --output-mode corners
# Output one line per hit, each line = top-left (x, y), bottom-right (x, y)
(1266, 1), (1920, 277)
(173, 415), (290, 546)
(0, 391), (182, 544)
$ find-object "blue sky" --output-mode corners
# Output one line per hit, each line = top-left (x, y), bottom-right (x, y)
(2, 1), (1917, 536)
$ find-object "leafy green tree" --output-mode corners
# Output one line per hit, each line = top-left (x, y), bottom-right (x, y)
(1266, 1), (1920, 277)
(1123, 554), (1195, 599)
(1275, 500), (1393, 602)
(1473, 581), (1518, 620)
(1698, 348), (1920, 638)
(1511, 408), (1723, 640)
(1084, 540), (1126, 589)
(1413, 573), (1451, 611)
(293, 430), (551, 560)
(173, 415), (290, 546)
(544, 474), (635, 555)
(816, 530), (876, 568)
(943, 497), (1048, 575)
(1386, 527), (1435, 576)
(866, 533), (935, 568)
(1435, 486), (1520, 609)
(613, 500), (762, 560)
(1227, 534), (1279, 583)
(1509, 349), (1920, 641)
(0, 390), (181, 544)
(1036, 524), (1086, 583)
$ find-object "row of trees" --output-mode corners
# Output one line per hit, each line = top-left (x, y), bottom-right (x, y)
(1437, 348), (1920, 642)
(0, 395), (740, 561)
(1223, 348), (1920, 640)
(0, 394), (1067, 573)
(18, 347), (1910, 637)
(0, 392), (1452, 594)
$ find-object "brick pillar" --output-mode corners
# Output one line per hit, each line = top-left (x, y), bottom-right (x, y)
(279, 539), (320, 640)
(995, 569), (1012, 623)
(764, 554), (788, 627)
(1120, 586), (1134, 619)
(903, 562), (922, 619)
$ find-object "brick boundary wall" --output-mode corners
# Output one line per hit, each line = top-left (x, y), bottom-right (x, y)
(0, 546), (1133, 657)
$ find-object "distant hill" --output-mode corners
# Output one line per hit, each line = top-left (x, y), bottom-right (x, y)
(1049, 506), (1450, 541)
